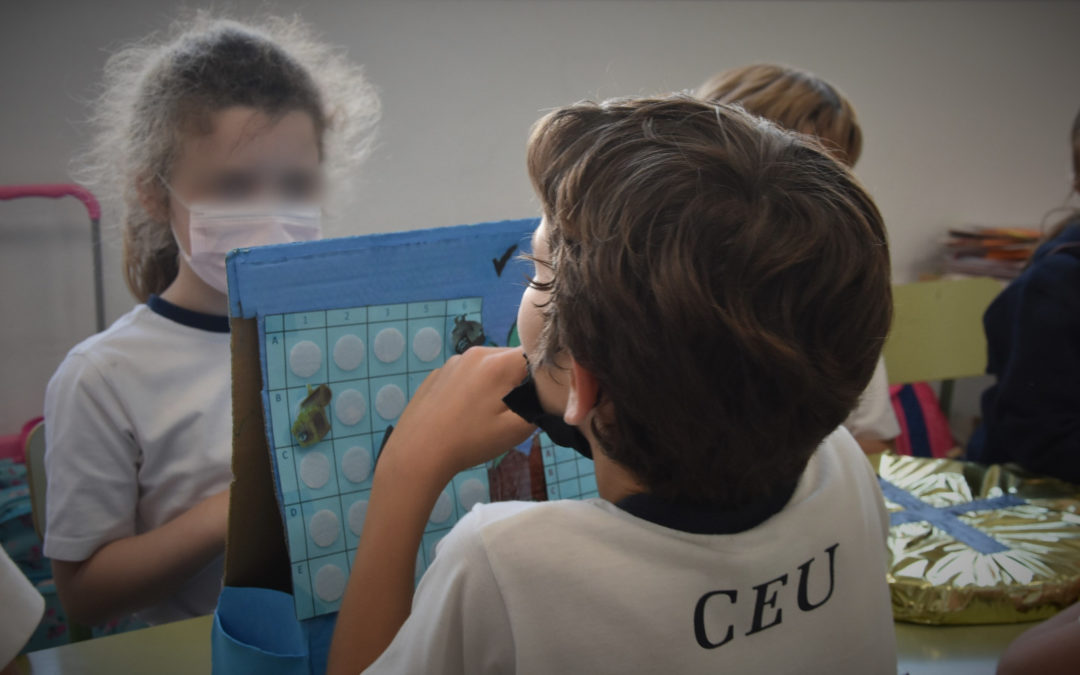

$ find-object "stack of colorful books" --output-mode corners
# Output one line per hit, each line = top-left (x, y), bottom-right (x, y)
(942, 226), (1042, 280)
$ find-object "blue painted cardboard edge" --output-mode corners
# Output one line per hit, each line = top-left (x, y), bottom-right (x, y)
(225, 218), (540, 319)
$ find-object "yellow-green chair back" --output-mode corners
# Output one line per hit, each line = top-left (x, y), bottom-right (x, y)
(882, 277), (1004, 414)
(23, 421), (47, 540)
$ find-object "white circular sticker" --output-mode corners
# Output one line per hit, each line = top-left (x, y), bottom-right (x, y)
(314, 564), (346, 602)
(412, 326), (443, 363)
(458, 478), (488, 512)
(299, 452), (330, 489)
(347, 499), (368, 536)
(333, 334), (365, 372)
(341, 446), (372, 484)
(373, 328), (405, 363)
(430, 490), (453, 524)
(375, 384), (406, 420)
(334, 389), (367, 426)
(289, 340), (322, 378)
(309, 509), (340, 548)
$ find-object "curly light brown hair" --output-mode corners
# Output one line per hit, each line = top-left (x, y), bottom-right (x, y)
(74, 12), (380, 302)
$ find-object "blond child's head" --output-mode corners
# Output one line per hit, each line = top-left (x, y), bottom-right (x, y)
(519, 97), (890, 507)
(696, 64), (862, 167)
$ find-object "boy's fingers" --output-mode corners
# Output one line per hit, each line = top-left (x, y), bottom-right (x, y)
(485, 346), (528, 384)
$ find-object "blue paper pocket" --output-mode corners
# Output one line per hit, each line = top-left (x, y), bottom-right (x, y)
(212, 586), (311, 675)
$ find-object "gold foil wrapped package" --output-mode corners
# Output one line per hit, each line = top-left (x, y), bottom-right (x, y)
(873, 452), (1080, 625)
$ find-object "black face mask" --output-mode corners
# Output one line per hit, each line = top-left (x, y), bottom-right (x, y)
(502, 373), (593, 460)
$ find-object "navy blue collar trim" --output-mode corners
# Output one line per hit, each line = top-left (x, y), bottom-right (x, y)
(147, 295), (230, 333)
(614, 480), (799, 535)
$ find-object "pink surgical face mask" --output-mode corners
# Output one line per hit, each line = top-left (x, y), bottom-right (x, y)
(166, 184), (322, 295)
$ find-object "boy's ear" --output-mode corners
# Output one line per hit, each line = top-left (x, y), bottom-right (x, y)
(564, 357), (599, 427)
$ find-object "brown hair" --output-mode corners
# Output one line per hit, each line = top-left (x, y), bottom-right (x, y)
(696, 64), (862, 167)
(75, 13), (379, 302)
(526, 97), (891, 506)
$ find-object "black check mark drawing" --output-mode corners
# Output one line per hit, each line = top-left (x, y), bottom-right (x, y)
(493, 244), (517, 277)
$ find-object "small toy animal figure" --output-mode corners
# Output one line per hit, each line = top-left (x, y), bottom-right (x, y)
(452, 315), (485, 354)
(292, 383), (332, 447)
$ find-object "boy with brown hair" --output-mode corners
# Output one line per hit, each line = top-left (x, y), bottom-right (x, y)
(328, 96), (898, 674)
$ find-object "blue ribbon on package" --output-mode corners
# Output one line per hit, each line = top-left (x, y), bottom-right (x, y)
(878, 477), (1026, 555)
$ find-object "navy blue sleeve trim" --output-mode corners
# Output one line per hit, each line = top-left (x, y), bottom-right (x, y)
(147, 294), (230, 333)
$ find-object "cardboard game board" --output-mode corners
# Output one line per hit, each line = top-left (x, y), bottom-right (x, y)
(225, 218), (599, 621)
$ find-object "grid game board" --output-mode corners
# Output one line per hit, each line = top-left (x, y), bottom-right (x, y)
(226, 217), (601, 625)
(262, 297), (491, 619)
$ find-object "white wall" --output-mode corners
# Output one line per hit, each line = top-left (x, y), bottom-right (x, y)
(1, 0), (1078, 435)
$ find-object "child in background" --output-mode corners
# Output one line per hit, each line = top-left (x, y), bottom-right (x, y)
(44, 14), (378, 626)
(696, 64), (901, 455)
(328, 96), (897, 674)
(966, 107), (1080, 483)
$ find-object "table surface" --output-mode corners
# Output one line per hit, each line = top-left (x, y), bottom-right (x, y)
(23, 615), (1031, 674)
(23, 615), (213, 675)
(894, 621), (1029, 675)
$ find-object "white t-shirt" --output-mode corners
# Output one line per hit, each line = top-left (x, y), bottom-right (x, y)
(43, 298), (233, 625)
(0, 546), (44, 664)
(845, 357), (901, 442)
(365, 428), (897, 675)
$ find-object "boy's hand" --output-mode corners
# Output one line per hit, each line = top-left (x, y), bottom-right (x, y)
(329, 347), (534, 674)
(380, 346), (536, 482)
